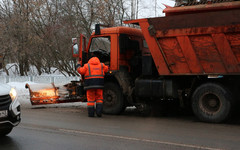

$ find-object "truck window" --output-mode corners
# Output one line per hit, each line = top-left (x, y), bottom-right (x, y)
(89, 37), (110, 53)
(72, 38), (79, 55)
(119, 34), (140, 54)
(89, 37), (110, 64)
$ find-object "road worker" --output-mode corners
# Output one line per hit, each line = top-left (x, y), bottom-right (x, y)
(76, 57), (108, 117)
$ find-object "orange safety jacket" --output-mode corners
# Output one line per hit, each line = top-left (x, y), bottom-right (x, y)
(77, 57), (108, 90)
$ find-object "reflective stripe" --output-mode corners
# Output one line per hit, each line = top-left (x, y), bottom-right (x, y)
(101, 63), (103, 75)
(85, 63), (104, 78)
(84, 85), (104, 90)
(86, 75), (104, 78)
(88, 64), (91, 76)
(87, 102), (95, 106)
(96, 99), (103, 104)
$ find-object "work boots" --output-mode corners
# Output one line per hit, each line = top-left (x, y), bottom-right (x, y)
(96, 104), (103, 117)
(88, 107), (95, 117)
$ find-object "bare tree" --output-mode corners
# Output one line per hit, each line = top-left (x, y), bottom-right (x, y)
(0, 0), (131, 76)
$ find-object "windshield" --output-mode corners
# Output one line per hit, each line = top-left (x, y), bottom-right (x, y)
(89, 37), (111, 53)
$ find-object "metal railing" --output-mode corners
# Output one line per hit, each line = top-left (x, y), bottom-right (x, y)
(0, 76), (80, 84)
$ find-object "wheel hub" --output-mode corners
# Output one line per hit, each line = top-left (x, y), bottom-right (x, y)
(107, 95), (112, 101)
(200, 93), (221, 114)
(208, 99), (218, 107)
(104, 90), (116, 106)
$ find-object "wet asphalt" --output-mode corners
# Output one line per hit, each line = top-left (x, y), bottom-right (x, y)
(1, 106), (240, 150)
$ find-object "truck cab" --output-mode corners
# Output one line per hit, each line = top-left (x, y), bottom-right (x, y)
(73, 25), (152, 114)
(76, 26), (146, 73)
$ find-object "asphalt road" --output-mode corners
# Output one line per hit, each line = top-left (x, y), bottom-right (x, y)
(1, 106), (240, 150)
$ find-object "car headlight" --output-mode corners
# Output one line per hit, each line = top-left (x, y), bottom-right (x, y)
(9, 88), (17, 101)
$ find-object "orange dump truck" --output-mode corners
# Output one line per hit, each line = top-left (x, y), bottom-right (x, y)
(27, 1), (240, 123)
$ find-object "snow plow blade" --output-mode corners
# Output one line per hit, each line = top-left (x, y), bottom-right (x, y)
(25, 81), (86, 105)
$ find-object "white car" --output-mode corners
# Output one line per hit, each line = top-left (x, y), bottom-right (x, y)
(0, 83), (21, 136)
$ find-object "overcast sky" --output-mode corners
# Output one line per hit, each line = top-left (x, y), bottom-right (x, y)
(134, 0), (175, 18)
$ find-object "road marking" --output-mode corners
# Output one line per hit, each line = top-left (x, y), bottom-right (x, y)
(59, 128), (224, 150)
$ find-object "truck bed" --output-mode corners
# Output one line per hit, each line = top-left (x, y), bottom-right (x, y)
(125, 1), (240, 75)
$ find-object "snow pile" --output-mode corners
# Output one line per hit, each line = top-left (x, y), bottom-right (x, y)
(7, 82), (87, 109)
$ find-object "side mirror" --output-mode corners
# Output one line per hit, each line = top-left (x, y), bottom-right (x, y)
(72, 38), (79, 57)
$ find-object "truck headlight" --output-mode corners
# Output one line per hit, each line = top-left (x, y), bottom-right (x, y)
(9, 88), (17, 101)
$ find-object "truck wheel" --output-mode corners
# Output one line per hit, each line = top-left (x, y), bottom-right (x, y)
(191, 83), (233, 123)
(0, 127), (13, 136)
(103, 82), (124, 115)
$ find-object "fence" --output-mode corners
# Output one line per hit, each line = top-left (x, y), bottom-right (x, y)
(0, 76), (80, 84)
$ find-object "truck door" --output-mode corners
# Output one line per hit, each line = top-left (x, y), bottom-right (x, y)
(72, 34), (87, 66)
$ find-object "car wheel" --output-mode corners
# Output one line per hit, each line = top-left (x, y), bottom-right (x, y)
(0, 127), (13, 136)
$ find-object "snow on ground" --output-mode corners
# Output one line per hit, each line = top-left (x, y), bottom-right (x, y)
(7, 81), (87, 109)
(1, 63), (86, 109)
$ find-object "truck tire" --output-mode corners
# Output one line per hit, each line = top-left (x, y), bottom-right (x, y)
(191, 83), (233, 123)
(103, 82), (124, 115)
(0, 127), (13, 136)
